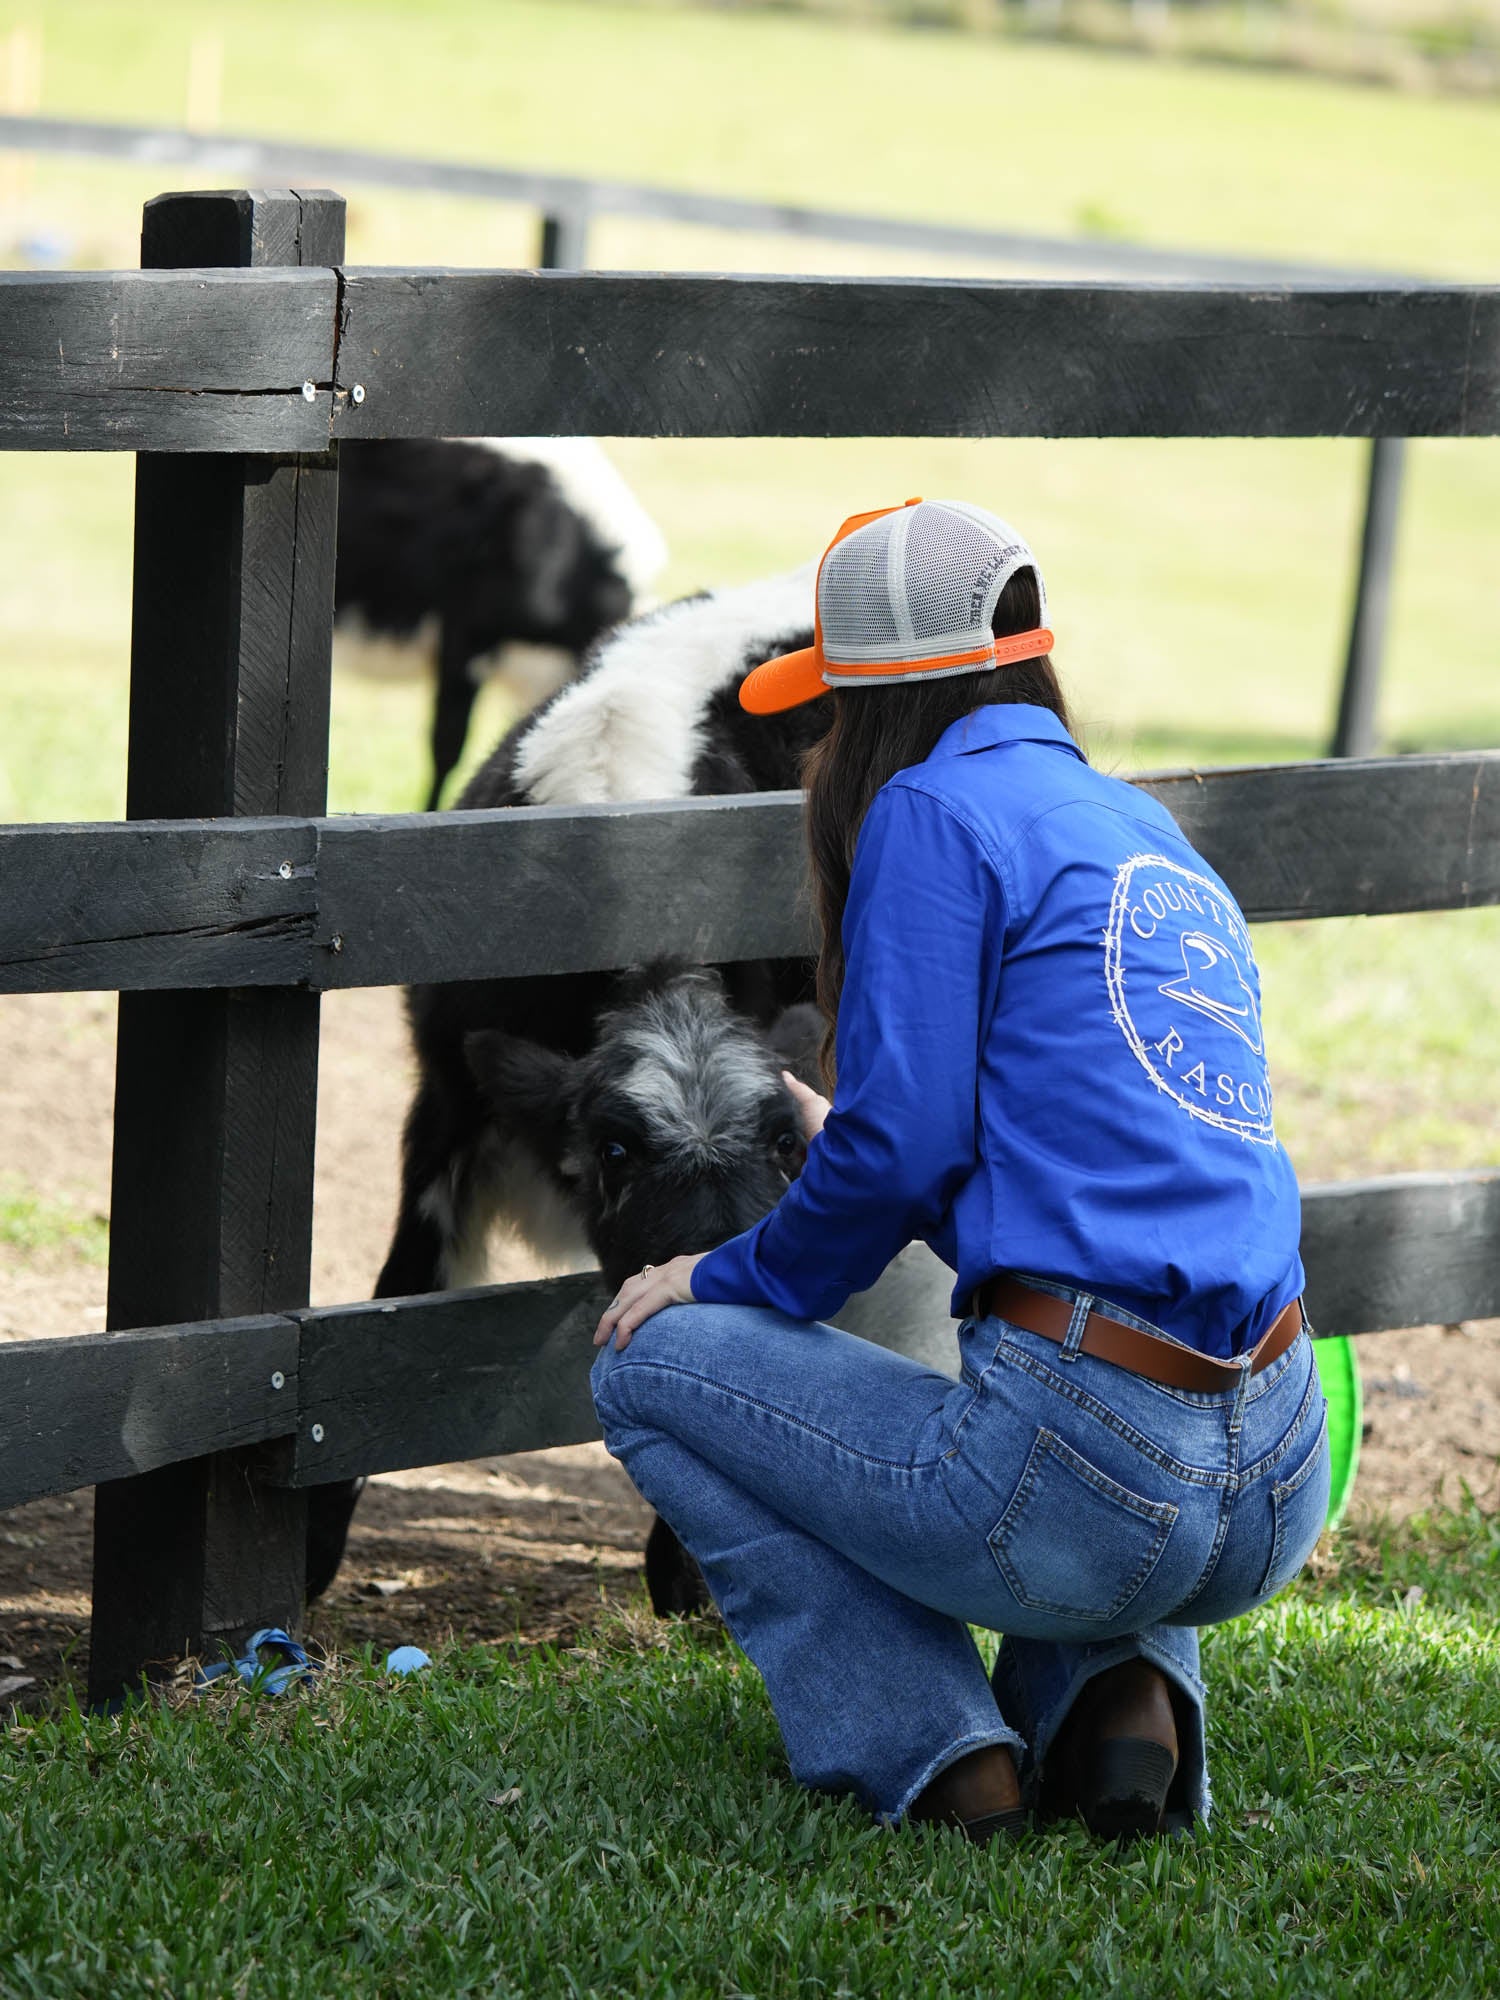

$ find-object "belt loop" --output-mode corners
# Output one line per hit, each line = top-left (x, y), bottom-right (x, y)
(1060, 1291), (1092, 1364)
(1228, 1354), (1252, 1432)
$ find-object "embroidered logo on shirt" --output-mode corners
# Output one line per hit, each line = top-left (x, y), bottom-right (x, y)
(1104, 854), (1275, 1144)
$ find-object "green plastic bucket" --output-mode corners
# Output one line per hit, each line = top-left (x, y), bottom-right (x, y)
(1312, 1334), (1362, 1528)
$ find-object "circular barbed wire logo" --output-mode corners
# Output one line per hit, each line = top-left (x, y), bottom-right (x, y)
(1104, 853), (1275, 1145)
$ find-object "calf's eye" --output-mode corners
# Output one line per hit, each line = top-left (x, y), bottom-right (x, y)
(774, 1131), (800, 1157)
(601, 1140), (628, 1165)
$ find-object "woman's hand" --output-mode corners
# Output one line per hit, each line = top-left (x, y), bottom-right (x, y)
(593, 1252), (704, 1352)
(781, 1069), (831, 1144)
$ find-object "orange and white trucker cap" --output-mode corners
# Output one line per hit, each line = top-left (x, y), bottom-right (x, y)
(740, 497), (1054, 716)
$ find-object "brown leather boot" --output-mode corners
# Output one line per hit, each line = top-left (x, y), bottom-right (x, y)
(908, 1743), (1027, 1845)
(1042, 1659), (1179, 1841)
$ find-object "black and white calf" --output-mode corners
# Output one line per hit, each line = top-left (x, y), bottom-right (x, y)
(374, 564), (824, 1312)
(334, 435), (667, 809)
(306, 571), (956, 1609)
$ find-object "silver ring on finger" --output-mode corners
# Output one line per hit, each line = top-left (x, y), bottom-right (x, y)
(641, 1263), (655, 1276)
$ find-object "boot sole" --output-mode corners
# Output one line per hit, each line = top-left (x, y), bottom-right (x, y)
(960, 1806), (1029, 1845)
(1082, 1738), (1177, 1842)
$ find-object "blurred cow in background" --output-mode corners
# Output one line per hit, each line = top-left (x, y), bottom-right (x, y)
(334, 435), (668, 808)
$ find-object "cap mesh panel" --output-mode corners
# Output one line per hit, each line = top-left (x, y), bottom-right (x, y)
(904, 507), (1025, 642)
(816, 500), (1045, 663)
(819, 519), (901, 651)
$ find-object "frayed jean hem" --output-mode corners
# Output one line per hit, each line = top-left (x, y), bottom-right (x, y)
(881, 1723), (1028, 1828)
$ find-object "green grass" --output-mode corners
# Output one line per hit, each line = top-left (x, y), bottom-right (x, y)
(1259, 906), (1500, 1180)
(2, 1502), (1495, 1999)
(643, 0), (1500, 95)
(0, 1177), (108, 1264)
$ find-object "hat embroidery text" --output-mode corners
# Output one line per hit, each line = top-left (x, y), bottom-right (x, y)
(967, 545), (1023, 620)
(1104, 854), (1275, 1144)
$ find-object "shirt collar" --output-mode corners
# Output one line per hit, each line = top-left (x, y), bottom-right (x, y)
(925, 703), (1085, 765)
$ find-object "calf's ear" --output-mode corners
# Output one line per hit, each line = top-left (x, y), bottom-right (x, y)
(463, 1030), (578, 1158)
(767, 1003), (824, 1090)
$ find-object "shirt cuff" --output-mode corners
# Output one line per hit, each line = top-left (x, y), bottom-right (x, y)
(691, 1223), (851, 1324)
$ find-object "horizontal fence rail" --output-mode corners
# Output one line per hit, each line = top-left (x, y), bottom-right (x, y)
(2, 1170), (1495, 1513)
(0, 1316), (299, 1507)
(0, 267), (337, 449)
(3, 269), (1499, 450)
(4, 754), (1498, 996)
(332, 275), (1500, 442)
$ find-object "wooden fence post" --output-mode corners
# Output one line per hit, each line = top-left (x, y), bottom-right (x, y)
(1330, 436), (1406, 760)
(538, 203), (589, 270)
(87, 188), (344, 1710)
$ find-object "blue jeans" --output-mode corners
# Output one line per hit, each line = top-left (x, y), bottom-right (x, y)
(591, 1285), (1329, 1826)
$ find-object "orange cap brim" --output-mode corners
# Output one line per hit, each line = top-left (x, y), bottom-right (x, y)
(740, 626), (1055, 716)
(740, 501), (921, 716)
(739, 644), (827, 717)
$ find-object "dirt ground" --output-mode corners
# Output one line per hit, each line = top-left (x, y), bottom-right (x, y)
(1, 987), (1496, 1707)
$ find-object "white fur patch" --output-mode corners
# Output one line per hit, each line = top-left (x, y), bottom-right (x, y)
(468, 436), (669, 603)
(511, 564), (816, 807)
(422, 1130), (593, 1288)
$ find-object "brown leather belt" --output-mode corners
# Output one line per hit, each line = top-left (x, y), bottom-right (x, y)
(973, 1277), (1304, 1393)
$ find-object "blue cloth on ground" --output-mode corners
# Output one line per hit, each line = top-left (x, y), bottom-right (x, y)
(194, 1627), (316, 1696)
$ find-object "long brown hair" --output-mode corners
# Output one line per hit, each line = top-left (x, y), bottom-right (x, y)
(802, 564), (1076, 1088)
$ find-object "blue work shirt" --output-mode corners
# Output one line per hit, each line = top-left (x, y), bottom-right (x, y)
(693, 704), (1304, 1360)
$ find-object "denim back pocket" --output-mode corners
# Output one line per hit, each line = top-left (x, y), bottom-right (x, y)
(989, 1428), (1178, 1624)
(1257, 1405), (1330, 1600)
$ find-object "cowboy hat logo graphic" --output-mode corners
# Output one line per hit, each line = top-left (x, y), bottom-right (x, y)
(1158, 931), (1264, 1055)
(1104, 852), (1277, 1145)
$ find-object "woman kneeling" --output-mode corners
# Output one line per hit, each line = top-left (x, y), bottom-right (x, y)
(592, 498), (1329, 1842)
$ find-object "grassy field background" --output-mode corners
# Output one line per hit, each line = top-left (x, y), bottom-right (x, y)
(7, 0), (1500, 272)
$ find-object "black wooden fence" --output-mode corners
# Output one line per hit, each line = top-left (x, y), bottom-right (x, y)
(2, 187), (1497, 1709)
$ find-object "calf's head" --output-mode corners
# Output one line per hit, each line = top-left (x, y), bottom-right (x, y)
(465, 966), (810, 1289)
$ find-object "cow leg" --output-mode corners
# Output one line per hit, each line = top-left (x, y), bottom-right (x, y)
(427, 624), (480, 810)
(644, 1515), (710, 1617)
(305, 1478), (366, 1604)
